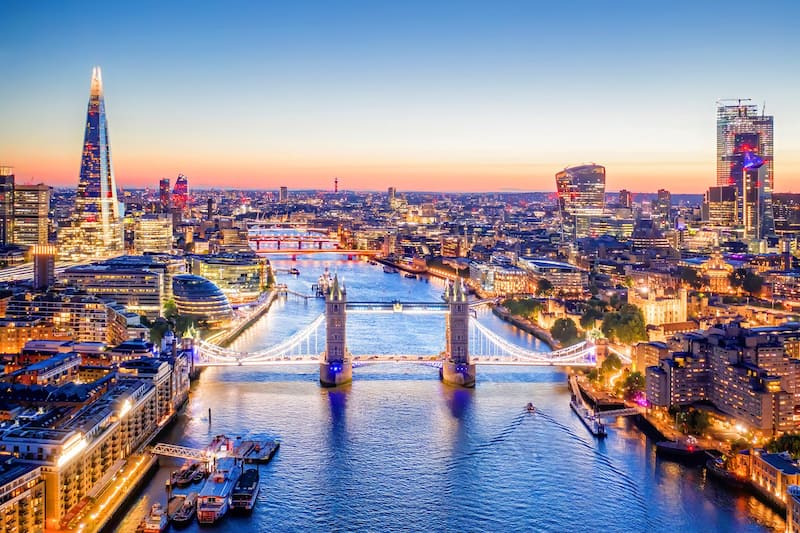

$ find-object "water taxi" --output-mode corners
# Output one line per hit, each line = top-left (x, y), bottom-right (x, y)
(197, 457), (242, 524)
(231, 468), (260, 513)
(526, 403), (536, 413)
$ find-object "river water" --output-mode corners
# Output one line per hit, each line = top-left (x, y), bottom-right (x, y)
(119, 255), (784, 532)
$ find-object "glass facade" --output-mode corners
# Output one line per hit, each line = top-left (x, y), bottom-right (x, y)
(64, 67), (123, 257)
(159, 178), (171, 213)
(0, 168), (14, 247)
(13, 184), (50, 246)
(172, 274), (232, 325)
(716, 101), (775, 240)
(554, 164), (606, 238)
(172, 174), (188, 213)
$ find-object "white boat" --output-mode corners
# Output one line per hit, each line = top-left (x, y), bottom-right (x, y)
(197, 457), (242, 524)
(142, 503), (168, 533)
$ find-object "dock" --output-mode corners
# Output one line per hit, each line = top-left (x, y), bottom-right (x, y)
(569, 375), (607, 438)
(234, 439), (280, 463)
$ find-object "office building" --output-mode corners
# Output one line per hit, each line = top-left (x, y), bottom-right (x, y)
(716, 100), (775, 240)
(59, 68), (123, 259)
(133, 214), (172, 254)
(555, 164), (606, 238)
(172, 174), (188, 215)
(0, 167), (13, 247)
(12, 183), (50, 246)
(172, 275), (232, 326)
(189, 254), (268, 304)
(159, 177), (171, 213)
(62, 263), (165, 318)
(705, 186), (738, 227)
(655, 189), (671, 224)
(279, 186), (288, 203)
(33, 245), (56, 291)
(618, 189), (632, 209)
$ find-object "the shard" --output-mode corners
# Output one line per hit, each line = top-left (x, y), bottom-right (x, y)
(62, 67), (123, 257)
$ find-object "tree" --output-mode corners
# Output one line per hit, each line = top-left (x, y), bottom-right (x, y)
(730, 268), (764, 297)
(502, 298), (542, 321)
(600, 353), (622, 375)
(676, 266), (702, 289)
(550, 318), (579, 345)
(601, 304), (647, 344)
(619, 371), (645, 401)
(163, 299), (178, 319)
(676, 407), (710, 436)
(766, 433), (800, 458)
(580, 307), (604, 329)
(536, 278), (554, 297)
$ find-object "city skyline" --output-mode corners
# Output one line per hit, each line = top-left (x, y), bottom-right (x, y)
(2, 2), (800, 193)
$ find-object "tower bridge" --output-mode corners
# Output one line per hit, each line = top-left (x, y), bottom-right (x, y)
(195, 278), (620, 387)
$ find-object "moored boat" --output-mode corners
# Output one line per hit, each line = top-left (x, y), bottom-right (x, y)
(175, 461), (201, 487)
(383, 265), (398, 274)
(172, 492), (198, 527)
(142, 503), (168, 533)
(231, 468), (260, 513)
(197, 457), (242, 524)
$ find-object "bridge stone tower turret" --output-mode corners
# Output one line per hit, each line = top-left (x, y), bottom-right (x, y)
(440, 280), (476, 388)
(320, 274), (352, 387)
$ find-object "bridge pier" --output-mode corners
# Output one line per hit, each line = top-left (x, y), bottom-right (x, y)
(319, 360), (353, 388)
(440, 280), (476, 388)
(440, 361), (476, 388)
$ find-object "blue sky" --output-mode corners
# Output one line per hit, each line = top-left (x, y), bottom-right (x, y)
(1, 0), (799, 191)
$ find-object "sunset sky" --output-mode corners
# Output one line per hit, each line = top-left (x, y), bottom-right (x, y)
(2, 1), (800, 193)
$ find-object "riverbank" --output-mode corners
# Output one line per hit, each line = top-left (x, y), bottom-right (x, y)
(216, 290), (279, 348)
(491, 305), (559, 350)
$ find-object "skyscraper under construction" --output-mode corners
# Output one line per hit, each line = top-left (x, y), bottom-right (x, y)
(716, 100), (775, 242)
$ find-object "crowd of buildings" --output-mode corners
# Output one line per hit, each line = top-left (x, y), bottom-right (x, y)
(0, 65), (800, 529)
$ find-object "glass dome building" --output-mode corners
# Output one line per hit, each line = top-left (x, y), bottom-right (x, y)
(172, 274), (233, 326)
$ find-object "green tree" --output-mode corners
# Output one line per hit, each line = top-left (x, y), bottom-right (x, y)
(550, 318), (579, 345)
(676, 407), (710, 436)
(730, 269), (764, 297)
(536, 278), (554, 296)
(601, 304), (647, 344)
(766, 433), (800, 458)
(676, 266), (703, 289)
(619, 371), (645, 401)
(580, 307), (604, 329)
(502, 298), (542, 321)
(163, 299), (178, 319)
(600, 353), (622, 375)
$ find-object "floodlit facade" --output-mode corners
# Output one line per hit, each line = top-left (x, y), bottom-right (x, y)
(12, 183), (50, 247)
(172, 274), (232, 326)
(133, 214), (173, 254)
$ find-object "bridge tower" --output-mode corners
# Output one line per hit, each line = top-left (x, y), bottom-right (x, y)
(320, 274), (352, 387)
(440, 280), (476, 387)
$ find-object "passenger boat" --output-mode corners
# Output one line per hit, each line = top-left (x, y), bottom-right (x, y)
(171, 492), (198, 528)
(526, 402), (536, 413)
(289, 267), (300, 275)
(404, 273), (416, 279)
(197, 457), (242, 524)
(142, 503), (168, 533)
(231, 468), (260, 513)
(383, 265), (398, 274)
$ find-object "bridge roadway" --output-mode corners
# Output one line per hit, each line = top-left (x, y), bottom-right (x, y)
(252, 248), (381, 256)
(195, 354), (595, 367)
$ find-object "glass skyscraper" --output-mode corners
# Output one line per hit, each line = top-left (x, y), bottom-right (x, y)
(555, 163), (606, 238)
(61, 67), (123, 257)
(716, 100), (775, 241)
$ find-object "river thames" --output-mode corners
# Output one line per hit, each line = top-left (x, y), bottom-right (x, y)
(119, 255), (784, 532)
